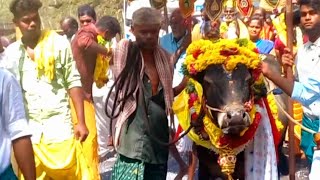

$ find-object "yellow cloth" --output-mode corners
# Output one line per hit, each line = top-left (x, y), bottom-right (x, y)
(19, 138), (91, 180)
(173, 79), (212, 149)
(259, 0), (286, 12)
(34, 30), (57, 82)
(293, 101), (303, 140)
(191, 24), (202, 42)
(70, 99), (100, 180)
(220, 19), (249, 39)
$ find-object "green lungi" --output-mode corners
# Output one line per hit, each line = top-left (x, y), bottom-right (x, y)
(0, 165), (18, 180)
(111, 155), (167, 180)
(300, 115), (319, 165)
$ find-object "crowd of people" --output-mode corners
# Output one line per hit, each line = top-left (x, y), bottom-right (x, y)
(0, 0), (320, 179)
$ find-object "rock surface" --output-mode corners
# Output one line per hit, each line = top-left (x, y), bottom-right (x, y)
(0, 0), (123, 33)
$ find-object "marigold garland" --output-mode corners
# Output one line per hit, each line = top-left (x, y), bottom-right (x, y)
(267, 93), (284, 132)
(184, 78), (263, 178)
(177, 38), (271, 178)
(182, 38), (260, 76)
(94, 35), (111, 88)
(186, 79), (261, 154)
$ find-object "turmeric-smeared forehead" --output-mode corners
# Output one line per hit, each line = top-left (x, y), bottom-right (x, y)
(132, 7), (162, 26)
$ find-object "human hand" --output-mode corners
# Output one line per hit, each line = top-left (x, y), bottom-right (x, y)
(281, 48), (295, 67)
(74, 123), (89, 142)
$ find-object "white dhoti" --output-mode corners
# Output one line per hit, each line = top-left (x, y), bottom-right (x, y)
(245, 101), (278, 180)
(92, 73), (116, 173)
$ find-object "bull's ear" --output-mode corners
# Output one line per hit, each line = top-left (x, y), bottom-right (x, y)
(192, 70), (206, 84)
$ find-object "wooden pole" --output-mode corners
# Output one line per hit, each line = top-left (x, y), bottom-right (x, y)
(285, 0), (295, 179)
(163, 3), (169, 34)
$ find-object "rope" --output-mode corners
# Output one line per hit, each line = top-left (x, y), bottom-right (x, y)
(263, 76), (317, 135)
(268, 90), (317, 135)
(206, 104), (226, 113)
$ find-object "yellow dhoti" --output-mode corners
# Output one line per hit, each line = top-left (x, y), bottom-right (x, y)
(19, 138), (91, 180)
(70, 99), (100, 180)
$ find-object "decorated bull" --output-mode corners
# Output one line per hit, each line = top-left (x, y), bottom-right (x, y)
(173, 38), (284, 179)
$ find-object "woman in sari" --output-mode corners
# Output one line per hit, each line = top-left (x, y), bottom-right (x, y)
(247, 15), (274, 54)
(252, 8), (276, 41)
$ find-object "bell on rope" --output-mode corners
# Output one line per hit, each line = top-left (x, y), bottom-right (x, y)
(218, 151), (237, 180)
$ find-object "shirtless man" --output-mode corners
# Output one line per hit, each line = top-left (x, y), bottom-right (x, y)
(110, 7), (174, 180)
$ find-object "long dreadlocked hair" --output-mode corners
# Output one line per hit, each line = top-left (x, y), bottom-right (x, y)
(105, 41), (142, 133)
(105, 40), (196, 146)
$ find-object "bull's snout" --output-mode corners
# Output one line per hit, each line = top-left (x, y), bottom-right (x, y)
(218, 109), (250, 135)
(221, 109), (247, 128)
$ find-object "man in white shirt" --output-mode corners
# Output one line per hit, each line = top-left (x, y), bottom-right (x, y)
(0, 68), (35, 180)
(262, 0), (320, 177)
(3, 0), (91, 178)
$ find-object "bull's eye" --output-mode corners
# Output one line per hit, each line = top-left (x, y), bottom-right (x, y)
(227, 113), (232, 119)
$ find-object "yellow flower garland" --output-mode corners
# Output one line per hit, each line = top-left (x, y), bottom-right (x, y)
(267, 93), (284, 132)
(183, 39), (260, 74)
(176, 38), (280, 178)
(94, 35), (111, 88)
(203, 104), (257, 150)
(34, 30), (57, 82)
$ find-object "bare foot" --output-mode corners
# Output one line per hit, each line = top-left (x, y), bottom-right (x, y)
(174, 165), (188, 180)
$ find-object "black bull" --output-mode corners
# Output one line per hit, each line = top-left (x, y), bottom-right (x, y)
(190, 56), (289, 179)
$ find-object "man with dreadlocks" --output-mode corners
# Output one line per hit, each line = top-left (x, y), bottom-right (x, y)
(109, 7), (174, 180)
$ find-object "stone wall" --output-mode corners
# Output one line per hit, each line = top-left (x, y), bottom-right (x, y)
(0, 0), (123, 31)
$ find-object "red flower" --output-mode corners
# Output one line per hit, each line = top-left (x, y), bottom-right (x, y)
(190, 93), (198, 102)
(220, 48), (239, 56)
(190, 64), (197, 75)
(191, 113), (198, 120)
(193, 49), (202, 59)
(188, 99), (194, 107)
(253, 48), (260, 53)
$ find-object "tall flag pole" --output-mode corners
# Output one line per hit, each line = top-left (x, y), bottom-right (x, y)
(285, 0), (295, 179)
(179, 0), (195, 49)
(163, 3), (169, 34)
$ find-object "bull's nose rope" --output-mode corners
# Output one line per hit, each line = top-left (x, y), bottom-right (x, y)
(205, 104), (226, 113)
(268, 90), (317, 135)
